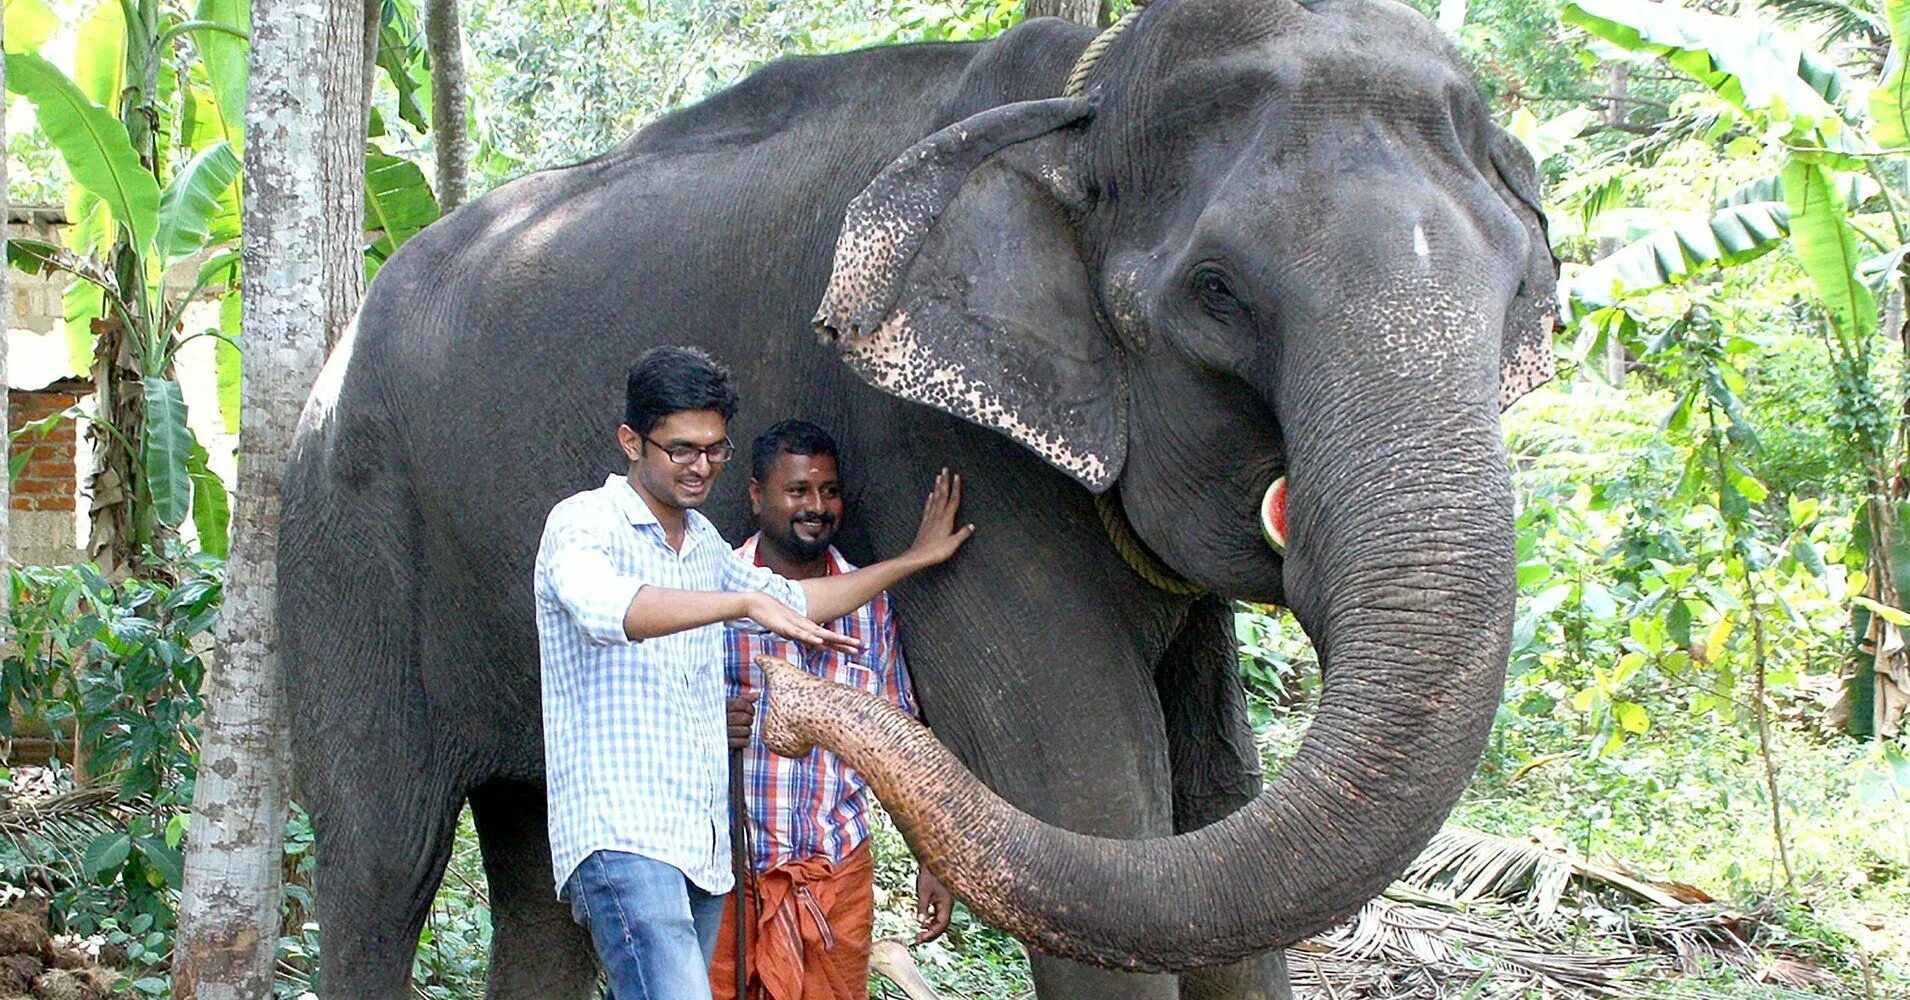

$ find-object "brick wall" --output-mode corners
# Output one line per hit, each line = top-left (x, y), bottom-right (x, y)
(9, 387), (82, 514)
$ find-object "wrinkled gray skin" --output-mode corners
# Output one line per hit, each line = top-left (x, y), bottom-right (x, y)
(278, 0), (1553, 996)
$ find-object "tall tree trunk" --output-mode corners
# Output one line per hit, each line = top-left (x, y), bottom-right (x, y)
(1023, 0), (1110, 28)
(2, 24), (9, 619)
(427, 0), (469, 211)
(318, 0), (380, 353)
(173, 0), (363, 992)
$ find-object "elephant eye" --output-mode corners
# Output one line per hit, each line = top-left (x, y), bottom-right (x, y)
(1191, 265), (1245, 320)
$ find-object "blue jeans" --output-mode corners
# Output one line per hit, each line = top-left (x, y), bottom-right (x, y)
(565, 851), (728, 1000)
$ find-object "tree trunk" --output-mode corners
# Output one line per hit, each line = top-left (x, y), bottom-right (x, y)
(1024, 0), (1109, 29)
(173, 0), (358, 992)
(317, 0), (381, 353)
(427, 0), (469, 211)
(2, 28), (9, 621)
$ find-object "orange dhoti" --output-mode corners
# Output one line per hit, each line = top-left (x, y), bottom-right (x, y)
(710, 844), (876, 1000)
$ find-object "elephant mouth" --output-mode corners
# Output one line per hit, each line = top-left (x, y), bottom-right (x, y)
(1260, 475), (1288, 554)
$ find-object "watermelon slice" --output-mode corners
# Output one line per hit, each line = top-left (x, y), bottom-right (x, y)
(1261, 476), (1288, 553)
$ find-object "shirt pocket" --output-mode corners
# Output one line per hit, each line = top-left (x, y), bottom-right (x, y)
(833, 660), (885, 699)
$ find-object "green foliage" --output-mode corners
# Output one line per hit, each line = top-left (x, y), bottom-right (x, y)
(3, 50), (162, 250)
(0, 560), (221, 975)
(463, 0), (1022, 191)
(365, 147), (443, 271)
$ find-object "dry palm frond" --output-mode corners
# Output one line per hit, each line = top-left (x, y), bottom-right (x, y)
(0, 787), (135, 889)
(1404, 827), (1577, 923)
(1307, 896), (1650, 999)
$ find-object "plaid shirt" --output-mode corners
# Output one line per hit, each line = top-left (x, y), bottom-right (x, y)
(534, 475), (807, 896)
(726, 535), (916, 872)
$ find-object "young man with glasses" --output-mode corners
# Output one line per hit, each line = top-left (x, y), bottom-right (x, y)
(534, 346), (973, 998)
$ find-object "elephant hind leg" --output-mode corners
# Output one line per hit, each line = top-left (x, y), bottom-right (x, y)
(1156, 595), (1293, 1000)
(469, 779), (599, 998)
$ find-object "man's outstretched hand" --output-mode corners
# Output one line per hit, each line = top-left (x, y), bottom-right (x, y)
(914, 867), (953, 944)
(745, 592), (862, 655)
(726, 692), (759, 749)
(904, 468), (976, 569)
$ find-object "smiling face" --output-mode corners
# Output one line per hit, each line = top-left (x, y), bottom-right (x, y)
(618, 409), (732, 513)
(751, 451), (845, 565)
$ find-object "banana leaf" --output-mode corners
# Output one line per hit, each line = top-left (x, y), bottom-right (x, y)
(156, 141), (241, 263)
(4, 0), (60, 53)
(6, 52), (161, 253)
(1562, 201), (1791, 319)
(1784, 159), (1878, 338)
(1874, 0), (1910, 147)
(141, 379), (193, 528)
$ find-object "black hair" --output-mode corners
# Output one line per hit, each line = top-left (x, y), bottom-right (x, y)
(751, 419), (839, 481)
(623, 346), (740, 435)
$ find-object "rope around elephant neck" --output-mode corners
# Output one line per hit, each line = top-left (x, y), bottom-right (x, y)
(1064, 2), (1202, 597)
(1062, 0), (1150, 98)
(1095, 490), (1206, 595)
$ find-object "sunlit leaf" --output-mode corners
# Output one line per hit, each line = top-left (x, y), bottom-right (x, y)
(1854, 595), (1910, 626)
(185, 439), (230, 559)
(156, 141), (241, 262)
(1784, 159), (1877, 339)
(5, 52), (162, 253)
(3, 0), (60, 54)
(1562, 0), (1854, 134)
(1874, 0), (1910, 147)
(71, 0), (124, 110)
(1562, 201), (1790, 319)
(194, 0), (248, 149)
(365, 148), (441, 265)
(216, 286), (241, 435)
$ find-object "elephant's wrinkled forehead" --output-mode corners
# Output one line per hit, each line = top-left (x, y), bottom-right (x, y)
(1098, 0), (1476, 135)
(1089, 1), (1488, 199)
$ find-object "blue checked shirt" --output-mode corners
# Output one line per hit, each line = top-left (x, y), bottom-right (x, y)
(534, 474), (807, 897)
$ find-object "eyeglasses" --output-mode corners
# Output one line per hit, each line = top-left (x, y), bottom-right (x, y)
(642, 434), (736, 465)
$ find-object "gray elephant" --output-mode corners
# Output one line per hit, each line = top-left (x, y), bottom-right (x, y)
(278, 0), (1555, 996)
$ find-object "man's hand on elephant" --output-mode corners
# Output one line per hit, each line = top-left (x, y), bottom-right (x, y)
(747, 592), (862, 654)
(914, 867), (953, 944)
(726, 693), (759, 749)
(905, 468), (976, 568)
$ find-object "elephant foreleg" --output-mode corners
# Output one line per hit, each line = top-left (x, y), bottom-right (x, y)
(469, 779), (599, 998)
(1155, 595), (1292, 1000)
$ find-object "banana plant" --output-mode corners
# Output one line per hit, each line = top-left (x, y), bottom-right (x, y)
(5, 0), (247, 568)
(1558, 0), (1910, 737)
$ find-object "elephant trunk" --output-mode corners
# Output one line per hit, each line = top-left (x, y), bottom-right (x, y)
(758, 367), (1514, 971)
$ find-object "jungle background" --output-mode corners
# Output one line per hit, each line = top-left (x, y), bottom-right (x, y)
(3, 0), (1910, 996)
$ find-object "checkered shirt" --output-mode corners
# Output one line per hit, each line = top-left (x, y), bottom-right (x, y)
(534, 475), (807, 896)
(726, 534), (916, 873)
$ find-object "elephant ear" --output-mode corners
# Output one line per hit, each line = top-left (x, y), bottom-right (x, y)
(814, 98), (1125, 491)
(1486, 127), (1558, 411)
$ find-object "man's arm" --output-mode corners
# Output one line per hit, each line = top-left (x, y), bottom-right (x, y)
(800, 469), (974, 622)
(624, 587), (859, 652)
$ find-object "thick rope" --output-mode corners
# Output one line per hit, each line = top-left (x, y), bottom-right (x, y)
(1063, 0), (1150, 98)
(1064, 1), (1199, 596)
(1095, 490), (1206, 595)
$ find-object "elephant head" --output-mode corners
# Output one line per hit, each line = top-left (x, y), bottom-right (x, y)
(797, 0), (1555, 972)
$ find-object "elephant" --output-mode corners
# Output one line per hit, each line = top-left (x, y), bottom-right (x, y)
(277, 0), (1555, 996)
